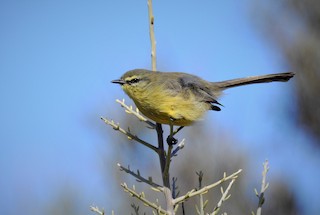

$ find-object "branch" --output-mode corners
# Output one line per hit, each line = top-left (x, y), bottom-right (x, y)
(163, 187), (174, 215)
(173, 169), (242, 205)
(163, 144), (173, 185)
(90, 206), (105, 215)
(254, 160), (270, 215)
(131, 203), (144, 215)
(195, 171), (207, 215)
(101, 117), (158, 152)
(147, 1), (175, 213)
(117, 163), (163, 192)
(172, 126), (184, 136)
(171, 139), (185, 158)
(147, 0), (156, 71)
(116, 99), (156, 129)
(211, 178), (236, 215)
(121, 183), (169, 215)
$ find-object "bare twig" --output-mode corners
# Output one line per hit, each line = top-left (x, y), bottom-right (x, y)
(172, 178), (181, 214)
(121, 183), (169, 215)
(101, 117), (158, 152)
(147, 0), (156, 71)
(254, 160), (270, 215)
(171, 139), (185, 158)
(155, 123), (167, 182)
(117, 163), (163, 192)
(146, 2), (174, 214)
(173, 169), (242, 205)
(90, 206), (105, 215)
(196, 171), (206, 215)
(147, 8), (175, 215)
(211, 179), (236, 215)
(116, 99), (156, 129)
(147, 0), (168, 187)
(171, 177), (179, 199)
(172, 126), (184, 136)
(163, 144), (173, 185)
(131, 203), (145, 215)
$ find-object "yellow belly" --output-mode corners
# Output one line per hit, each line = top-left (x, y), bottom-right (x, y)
(133, 93), (210, 126)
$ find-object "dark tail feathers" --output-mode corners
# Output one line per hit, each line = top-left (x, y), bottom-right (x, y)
(214, 72), (295, 90)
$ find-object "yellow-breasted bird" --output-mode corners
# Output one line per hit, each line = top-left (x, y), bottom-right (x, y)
(112, 69), (294, 128)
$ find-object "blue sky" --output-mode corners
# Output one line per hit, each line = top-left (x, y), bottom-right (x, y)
(1, 0), (319, 214)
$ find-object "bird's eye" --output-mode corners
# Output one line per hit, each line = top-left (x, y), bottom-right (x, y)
(127, 78), (140, 84)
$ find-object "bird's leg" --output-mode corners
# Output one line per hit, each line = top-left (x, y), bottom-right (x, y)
(167, 122), (178, 145)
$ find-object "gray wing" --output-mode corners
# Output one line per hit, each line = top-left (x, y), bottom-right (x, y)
(166, 75), (222, 111)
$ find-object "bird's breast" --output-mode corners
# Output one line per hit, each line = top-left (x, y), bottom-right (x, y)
(131, 88), (211, 126)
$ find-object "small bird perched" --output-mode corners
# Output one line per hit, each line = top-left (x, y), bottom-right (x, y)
(112, 69), (294, 127)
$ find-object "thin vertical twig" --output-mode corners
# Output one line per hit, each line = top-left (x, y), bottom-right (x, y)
(255, 160), (270, 215)
(147, 0), (157, 71)
(147, 0), (174, 214)
(163, 144), (173, 187)
(156, 123), (167, 185)
(196, 171), (205, 215)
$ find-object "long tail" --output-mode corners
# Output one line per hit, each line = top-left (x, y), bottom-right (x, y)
(213, 72), (294, 90)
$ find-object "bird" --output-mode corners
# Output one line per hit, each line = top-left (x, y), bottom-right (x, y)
(112, 69), (294, 127)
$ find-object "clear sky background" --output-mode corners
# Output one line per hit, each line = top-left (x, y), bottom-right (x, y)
(1, 0), (319, 214)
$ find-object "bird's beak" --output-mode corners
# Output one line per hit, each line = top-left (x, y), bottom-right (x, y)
(111, 79), (125, 85)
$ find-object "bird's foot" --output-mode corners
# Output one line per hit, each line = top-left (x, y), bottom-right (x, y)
(167, 135), (178, 145)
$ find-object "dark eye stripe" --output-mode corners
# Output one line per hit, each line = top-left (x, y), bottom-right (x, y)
(127, 78), (140, 84)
